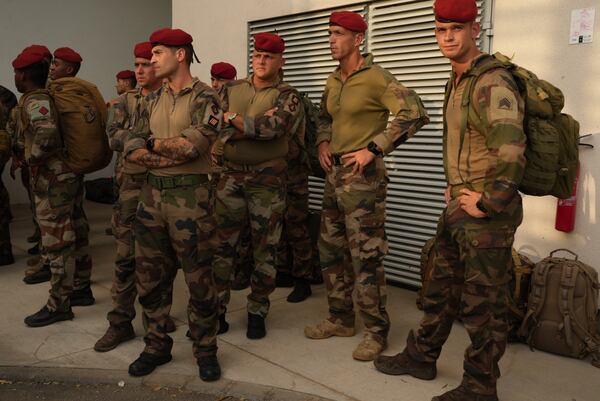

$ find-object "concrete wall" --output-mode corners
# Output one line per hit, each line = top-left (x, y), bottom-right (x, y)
(494, 0), (600, 268)
(174, 0), (600, 270)
(1, 0), (171, 204)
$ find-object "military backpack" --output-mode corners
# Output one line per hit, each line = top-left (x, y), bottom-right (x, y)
(457, 53), (580, 199)
(47, 77), (112, 174)
(518, 249), (600, 367)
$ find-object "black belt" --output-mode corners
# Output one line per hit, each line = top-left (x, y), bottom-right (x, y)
(146, 173), (208, 190)
(332, 154), (344, 166)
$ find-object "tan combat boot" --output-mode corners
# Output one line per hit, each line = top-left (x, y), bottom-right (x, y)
(352, 335), (387, 361)
(304, 319), (355, 339)
(94, 324), (135, 352)
(374, 350), (437, 380)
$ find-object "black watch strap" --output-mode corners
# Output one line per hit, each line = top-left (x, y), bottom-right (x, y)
(146, 138), (155, 151)
(367, 141), (383, 157)
(476, 198), (488, 214)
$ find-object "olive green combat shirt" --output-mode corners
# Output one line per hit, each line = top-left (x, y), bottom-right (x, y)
(125, 78), (222, 176)
(444, 54), (526, 215)
(220, 74), (304, 165)
(316, 53), (429, 155)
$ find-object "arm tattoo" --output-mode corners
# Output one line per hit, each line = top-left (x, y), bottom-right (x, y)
(128, 149), (186, 168)
(153, 137), (199, 161)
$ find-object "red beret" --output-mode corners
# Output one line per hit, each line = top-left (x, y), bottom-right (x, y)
(211, 62), (237, 80)
(254, 32), (285, 54)
(116, 70), (135, 80)
(329, 11), (368, 32)
(134, 41), (153, 60)
(53, 47), (82, 63)
(149, 28), (193, 46)
(24, 44), (51, 59)
(434, 0), (478, 22)
(12, 48), (46, 69)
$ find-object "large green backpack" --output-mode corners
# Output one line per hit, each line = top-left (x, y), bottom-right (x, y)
(457, 53), (579, 199)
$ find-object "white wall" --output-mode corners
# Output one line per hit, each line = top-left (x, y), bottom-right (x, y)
(494, 0), (600, 269)
(1, 0), (171, 204)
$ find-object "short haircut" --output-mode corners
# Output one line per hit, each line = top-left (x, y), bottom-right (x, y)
(0, 85), (18, 112)
(22, 60), (50, 88)
(169, 44), (194, 66)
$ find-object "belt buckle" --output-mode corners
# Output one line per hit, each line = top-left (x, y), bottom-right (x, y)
(332, 154), (343, 166)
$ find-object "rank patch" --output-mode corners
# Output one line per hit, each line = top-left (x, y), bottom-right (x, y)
(498, 97), (513, 110)
(39, 106), (49, 115)
(208, 115), (219, 128)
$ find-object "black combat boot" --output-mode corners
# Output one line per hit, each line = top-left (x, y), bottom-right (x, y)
(198, 355), (221, 382)
(432, 384), (499, 401)
(246, 312), (266, 339)
(27, 243), (40, 255)
(70, 285), (95, 306)
(128, 352), (172, 377)
(286, 278), (312, 303)
(374, 350), (437, 380)
(24, 306), (74, 327)
(23, 263), (51, 284)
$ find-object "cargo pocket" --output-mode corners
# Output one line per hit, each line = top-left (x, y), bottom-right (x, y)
(48, 173), (79, 209)
(464, 228), (514, 286)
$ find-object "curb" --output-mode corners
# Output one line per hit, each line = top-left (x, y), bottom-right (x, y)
(0, 365), (337, 401)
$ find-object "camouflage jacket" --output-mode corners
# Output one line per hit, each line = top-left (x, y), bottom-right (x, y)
(316, 53), (429, 155)
(219, 74), (305, 165)
(444, 54), (526, 215)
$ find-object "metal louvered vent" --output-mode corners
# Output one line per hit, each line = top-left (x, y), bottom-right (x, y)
(248, 0), (493, 287)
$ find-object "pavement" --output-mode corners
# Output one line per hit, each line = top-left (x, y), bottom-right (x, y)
(0, 202), (598, 401)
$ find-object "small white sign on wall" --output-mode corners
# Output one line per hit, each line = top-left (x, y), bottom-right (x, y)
(570, 7), (595, 44)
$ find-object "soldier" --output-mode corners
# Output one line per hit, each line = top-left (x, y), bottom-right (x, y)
(304, 11), (429, 361)
(124, 28), (221, 381)
(0, 86), (17, 266)
(12, 48), (81, 327)
(115, 70), (136, 96)
(212, 32), (304, 339)
(210, 62), (236, 93)
(374, 1), (526, 400)
(49, 47), (82, 81)
(94, 41), (177, 353)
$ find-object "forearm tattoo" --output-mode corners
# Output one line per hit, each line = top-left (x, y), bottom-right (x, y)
(129, 150), (186, 168)
(153, 137), (199, 161)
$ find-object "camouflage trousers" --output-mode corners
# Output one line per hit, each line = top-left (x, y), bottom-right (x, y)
(72, 175), (92, 290)
(319, 157), (390, 342)
(32, 169), (82, 312)
(135, 175), (218, 359)
(21, 164), (39, 238)
(275, 168), (313, 279)
(0, 165), (11, 253)
(107, 172), (175, 328)
(213, 162), (286, 317)
(405, 194), (523, 395)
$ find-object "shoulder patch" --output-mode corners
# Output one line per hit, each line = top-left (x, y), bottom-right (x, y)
(27, 99), (52, 122)
(489, 86), (518, 121)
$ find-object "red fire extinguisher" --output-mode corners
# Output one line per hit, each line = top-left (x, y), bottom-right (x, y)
(555, 162), (580, 233)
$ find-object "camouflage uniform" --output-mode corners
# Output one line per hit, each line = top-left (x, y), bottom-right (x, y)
(213, 75), (304, 318)
(105, 89), (175, 328)
(315, 54), (429, 343)
(124, 78), (220, 359)
(14, 90), (80, 311)
(405, 54), (526, 396)
(275, 109), (312, 280)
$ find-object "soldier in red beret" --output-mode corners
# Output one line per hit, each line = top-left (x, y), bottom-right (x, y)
(49, 47), (82, 81)
(375, 2), (526, 401)
(94, 40), (175, 354)
(115, 70), (137, 96)
(305, 10), (429, 362)
(124, 27), (222, 382)
(210, 62), (237, 93)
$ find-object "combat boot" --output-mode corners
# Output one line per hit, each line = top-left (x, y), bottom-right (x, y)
(304, 319), (355, 339)
(286, 278), (312, 303)
(374, 350), (437, 380)
(275, 271), (294, 287)
(246, 312), (266, 339)
(0, 247), (14, 266)
(24, 306), (74, 327)
(352, 335), (387, 361)
(70, 285), (95, 306)
(431, 384), (498, 401)
(198, 355), (221, 382)
(128, 352), (172, 377)
(94, 324), (136, 352)
(23, 262), (51, 284)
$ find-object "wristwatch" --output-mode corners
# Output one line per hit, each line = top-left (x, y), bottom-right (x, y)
(367, 141), (383, 157)
(476, 198), (488, 215)
(146, 137), (155, 151)
(227, 112), (238, 124)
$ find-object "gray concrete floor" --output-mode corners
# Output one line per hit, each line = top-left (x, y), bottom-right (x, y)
(1, 202), (598, 401)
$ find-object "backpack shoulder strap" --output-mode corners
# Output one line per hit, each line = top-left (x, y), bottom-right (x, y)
(519, 259), (551, 340)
